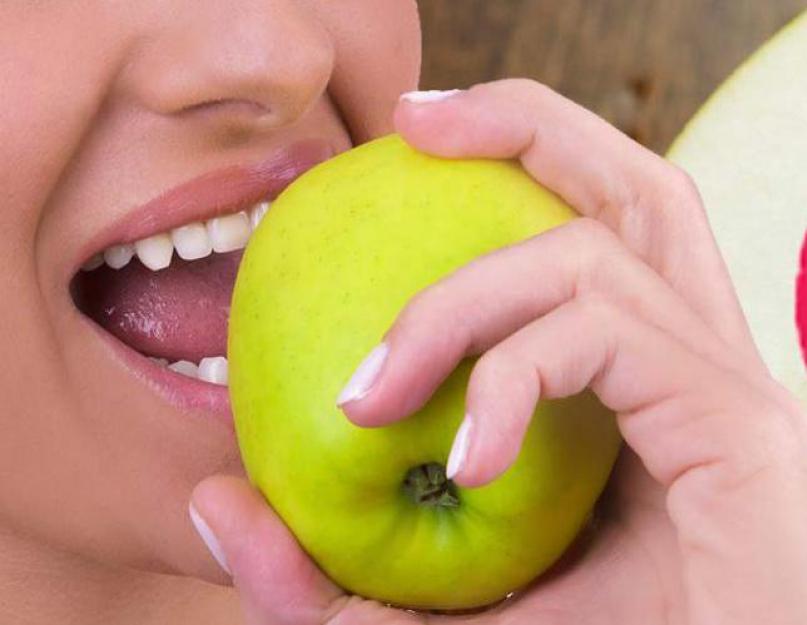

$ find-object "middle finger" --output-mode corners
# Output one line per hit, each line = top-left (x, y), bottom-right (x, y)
(339, 217), (739, 428)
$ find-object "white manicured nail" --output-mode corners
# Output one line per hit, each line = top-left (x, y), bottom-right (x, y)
(188, 503), (230, 575)
(399, 89), (463, 104)
(446, 415), (473, 480)
(336, 343), (389, 406)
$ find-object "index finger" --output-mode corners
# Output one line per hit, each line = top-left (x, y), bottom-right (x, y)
(394, 79), (757, 359)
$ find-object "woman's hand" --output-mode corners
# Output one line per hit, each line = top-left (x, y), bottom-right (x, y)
(190, 79), (807, 624)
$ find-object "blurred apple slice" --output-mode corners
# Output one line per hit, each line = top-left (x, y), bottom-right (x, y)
(668, 10), (807, 407)
(798, 232), (806, 364)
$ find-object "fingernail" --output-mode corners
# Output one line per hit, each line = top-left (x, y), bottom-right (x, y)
(189, 503), (231, 575)
(446, 414), (473, 480)
(399, 89), (463, 104)
(336, 342), (389, 407)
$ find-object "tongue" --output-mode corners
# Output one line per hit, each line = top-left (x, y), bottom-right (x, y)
(73, 251), (242, 362)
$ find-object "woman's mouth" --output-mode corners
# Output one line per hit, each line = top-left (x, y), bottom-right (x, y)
(69, 140), (333, 426)
(74, 208), (257, 381)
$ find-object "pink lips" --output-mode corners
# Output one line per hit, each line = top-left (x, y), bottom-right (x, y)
(73, 139), (335, 427)
(71, 139), (334, 277)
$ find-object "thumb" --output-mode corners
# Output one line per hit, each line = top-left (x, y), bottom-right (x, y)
(189, 475), (344, 625)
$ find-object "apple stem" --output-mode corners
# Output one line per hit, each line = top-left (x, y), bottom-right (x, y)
(403, 463), (460, 508)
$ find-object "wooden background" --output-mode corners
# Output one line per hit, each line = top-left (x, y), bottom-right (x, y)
(419, 1), (807, 153)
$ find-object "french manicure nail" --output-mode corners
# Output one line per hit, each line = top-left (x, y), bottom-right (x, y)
(399, 89), (463, 104)
(446, 415), (473, 480)
(189, 503), (231, 575)
(336, 342), (389, 407)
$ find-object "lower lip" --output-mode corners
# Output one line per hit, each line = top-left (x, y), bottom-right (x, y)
(80, 312), (235, 430)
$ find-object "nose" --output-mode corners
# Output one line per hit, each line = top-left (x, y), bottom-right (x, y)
(120, 0), (334, 129)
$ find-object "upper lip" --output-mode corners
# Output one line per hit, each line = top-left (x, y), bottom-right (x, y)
(69, 138), (335, 278)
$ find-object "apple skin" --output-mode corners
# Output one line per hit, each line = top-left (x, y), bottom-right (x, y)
(228, 134), (622, 611)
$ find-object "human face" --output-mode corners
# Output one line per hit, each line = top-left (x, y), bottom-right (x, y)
(0, 0), (420, 580)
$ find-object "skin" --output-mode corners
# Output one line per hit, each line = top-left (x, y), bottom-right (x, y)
(0, 2), (418, 624)
(1, 2), (805, 624)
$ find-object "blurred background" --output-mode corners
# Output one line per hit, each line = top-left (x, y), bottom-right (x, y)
(418, 0), (806, 153)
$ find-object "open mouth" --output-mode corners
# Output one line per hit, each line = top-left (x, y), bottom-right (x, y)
(69, 141), (333, 425)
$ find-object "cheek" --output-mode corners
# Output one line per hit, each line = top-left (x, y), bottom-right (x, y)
(314, 0), (421, 142)
(798, 230), (806, 367)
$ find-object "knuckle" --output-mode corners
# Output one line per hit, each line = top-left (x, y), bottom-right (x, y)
(394, 295), (421, 331)
(394, 280), (470, 351)
(705, 410), (807, 498)
(472, 347), (531, 396)
(471, 349), (536, 430)
(667, 163), (697, 195)
(473, 348), (509, 382)
(742, 391), (807, 462)
(411, 279), (453, 315)
(687, 372), (807, 482)
(481, 78), (556, 111)
(563, 217), (623, 293)
(567, 217), (620, 248)
(662, 163), (706, 214)
(501, 76), (551, 95)
(395, 283), (443, 332)
(605, 174), (643, 219)
(571, 294), (620, 326)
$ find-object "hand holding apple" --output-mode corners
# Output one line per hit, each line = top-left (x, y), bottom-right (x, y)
(227, 133), (622, 611)
(191, 78), (807, 625)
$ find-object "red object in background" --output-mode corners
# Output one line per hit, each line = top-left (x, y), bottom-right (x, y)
(798, 229), (807, 369)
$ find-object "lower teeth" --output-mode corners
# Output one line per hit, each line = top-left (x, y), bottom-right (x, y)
(150, 355), (228, 386)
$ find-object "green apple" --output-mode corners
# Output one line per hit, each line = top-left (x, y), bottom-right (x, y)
(228, 134), (621, 610)
(668, 9), (807, 407)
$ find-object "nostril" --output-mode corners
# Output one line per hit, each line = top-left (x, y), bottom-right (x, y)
(178, 98), (271, 118)
(118, 4), (334, 133)
(173, 97), (283, 144)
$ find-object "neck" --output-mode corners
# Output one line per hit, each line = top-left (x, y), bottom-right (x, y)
(0, 527), (240, 625)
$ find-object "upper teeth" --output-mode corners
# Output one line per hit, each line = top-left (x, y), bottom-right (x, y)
(82, 201), (270, 272)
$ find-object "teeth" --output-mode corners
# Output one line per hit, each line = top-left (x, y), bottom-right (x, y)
(168, 360), (198, 377)
(86, 200), (270, 273)
(250, 201), (270, 230)
(135, 233), (173, 271)
(159, 355), (228, 386)
(81, 254), (104, 271)
(171, 222), (213, 261)
(198, 356), (228, 385)
(207, 211), (251, 253)
(104, 243), (135, 270)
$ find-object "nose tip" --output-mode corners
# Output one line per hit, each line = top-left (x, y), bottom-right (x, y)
(121, 2), (334, 129)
